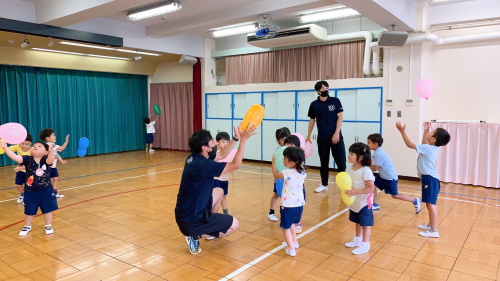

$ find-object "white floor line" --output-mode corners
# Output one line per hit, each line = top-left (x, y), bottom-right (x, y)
(237, 169), (337, 185)
(218, 207), (350, 281)
(0, 168), (183, 204)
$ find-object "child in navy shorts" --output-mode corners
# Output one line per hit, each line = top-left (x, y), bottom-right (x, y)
(144, 115), (159, 152)
(213, 132), (231, 215)
(268, 127), (291, 222)
(344, 143), (375, 255)
(367, 133), (422, 213)
(397, 122), (450, 238)
(284, 135), (306, 234)
(0, 140), (58, 236)
(271, 146), (306, 257)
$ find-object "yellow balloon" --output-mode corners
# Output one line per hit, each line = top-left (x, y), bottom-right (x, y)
(336, 172), (355, 205)
(241, 104), (265, 131)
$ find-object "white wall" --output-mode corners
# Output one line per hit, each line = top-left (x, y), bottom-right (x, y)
(0, 0), (35, 22)
(151, 62), (193, 84)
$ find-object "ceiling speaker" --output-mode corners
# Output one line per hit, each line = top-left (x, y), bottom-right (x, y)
(378, 31), (408, 47)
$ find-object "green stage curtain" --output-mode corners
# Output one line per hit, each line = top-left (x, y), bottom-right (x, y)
(0, 65), (148, 166)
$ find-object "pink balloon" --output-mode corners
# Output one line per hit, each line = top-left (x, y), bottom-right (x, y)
(415, 78), (434, 100)
(292, 132), (305, 149)
(304, 141), (315, 158)
(0, 123), (27, 145)
(219, 149), (237, 163)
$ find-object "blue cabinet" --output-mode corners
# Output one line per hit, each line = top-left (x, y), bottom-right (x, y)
(205, 87), (382, 167)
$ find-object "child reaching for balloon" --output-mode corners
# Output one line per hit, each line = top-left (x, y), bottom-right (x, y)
(344, 142), (375, 255)
(144, 115), (159, 152)
(271, 146), (306, 257)
(283, 135), (306, 234)
(268, 127), (291, 222)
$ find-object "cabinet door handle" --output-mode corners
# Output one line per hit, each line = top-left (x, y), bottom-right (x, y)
(208, 104), (209, 108)
(293, 103), (295, 108)
(233, 104), (235, 108)
(230, 104), (232, 108)
(298, 103), (299, 108)
(263, 104), (265, 108)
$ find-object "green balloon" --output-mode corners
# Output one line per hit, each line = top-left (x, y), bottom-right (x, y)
(275, 146), (286, 172)
(154, 104), (161, 115)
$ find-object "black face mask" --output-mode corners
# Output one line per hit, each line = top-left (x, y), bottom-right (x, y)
(320, 90), (329, 97)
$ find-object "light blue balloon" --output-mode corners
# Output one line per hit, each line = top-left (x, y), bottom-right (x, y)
(78, 137), (89, 149)
(274, 146), (286, 172)
(276, 178), (284, 198)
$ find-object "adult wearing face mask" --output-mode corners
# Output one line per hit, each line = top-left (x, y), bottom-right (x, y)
(305, 80), (346, 193)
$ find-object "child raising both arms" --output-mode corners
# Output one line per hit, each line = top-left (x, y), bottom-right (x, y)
(0, 139), (58, 236)
(344, 142), (376, 255)
(396, 121), (450, 238)
(39, 129), (69, 198)
(272, 146), (306, 257)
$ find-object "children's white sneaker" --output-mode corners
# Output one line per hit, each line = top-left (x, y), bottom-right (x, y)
(16, 195), (24, 204)
(45, 225), (54, 235)
(282, 241), (299, 248)
(55, 193), (64, 198)
(419, 229), (439, 238)
(314, 185), (328, 193)
(352, 241), (370, 255)
(372, 203), (380, 210)
(418, 223), (431, 230)
(268, 214), (278, 221)
(345, 236), (362, 248)
(19, 226), (31, 236)
(285, 248), (297, 257)
(205, 236), (216, 240)
(149, 149), (155, 152)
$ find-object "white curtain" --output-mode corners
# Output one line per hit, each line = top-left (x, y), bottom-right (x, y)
(432, 123), (500, 188)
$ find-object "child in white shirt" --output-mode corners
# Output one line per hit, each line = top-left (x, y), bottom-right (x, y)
(344, 142), (375, 255)
(272, 146), (306, 257)
(145, 115), (159, 152)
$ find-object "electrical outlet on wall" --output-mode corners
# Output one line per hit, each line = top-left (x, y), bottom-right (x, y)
(397, 111), (401, 117)
(406, 99), (413, 106)
(386, 99), (393, 106)
(387, 111), (391, 117)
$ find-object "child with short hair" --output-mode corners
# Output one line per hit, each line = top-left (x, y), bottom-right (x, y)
(283, 135), (306, 234)
(39, 129), (69, 198)
(271, 146), (306, 257)
(1, 134), (33, 204)
(0, 139), (58, 236)
(268, 127), (291, 222)
(344, 142), (375, 255)
(214, 132), (231, 215)
(367, 133), (422, 213)
(396, 122), (450, 238)
(145, 115), (160, 152)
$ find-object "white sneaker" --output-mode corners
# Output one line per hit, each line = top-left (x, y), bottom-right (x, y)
(268, 214), (278, 221)
(282, 241), (299, 248)
(418, 223), (431, 230)
(45, 225), (54, 235)
(285, 248), (296, 257)
(19, 226), (31, 236)
(149, 149), (155, 152)
(16, 196), (24, 204)
(146, 149), (149, 151)
(352, 242), (370, 255)
(55, 193), (64, 198)
(205, 236), (216, 240)
(345, 236), (362, 248)
(314, 185), (329, 193)
(419, 229), (439, 238)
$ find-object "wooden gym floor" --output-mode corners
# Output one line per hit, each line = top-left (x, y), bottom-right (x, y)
(0, 150), (499, 281)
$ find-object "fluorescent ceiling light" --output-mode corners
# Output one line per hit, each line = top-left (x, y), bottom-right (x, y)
(299, 7), (360, 23)
(212, 24), (258, 38)
(59, 41), (160, 56)
(60, 41), (114, 50)
(32, 48), (130, 60)
(127, 0), (181, 21)
(87, 54), (130, 60)
(115, 49), (160, 56)
(32, 48), (85, 56)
